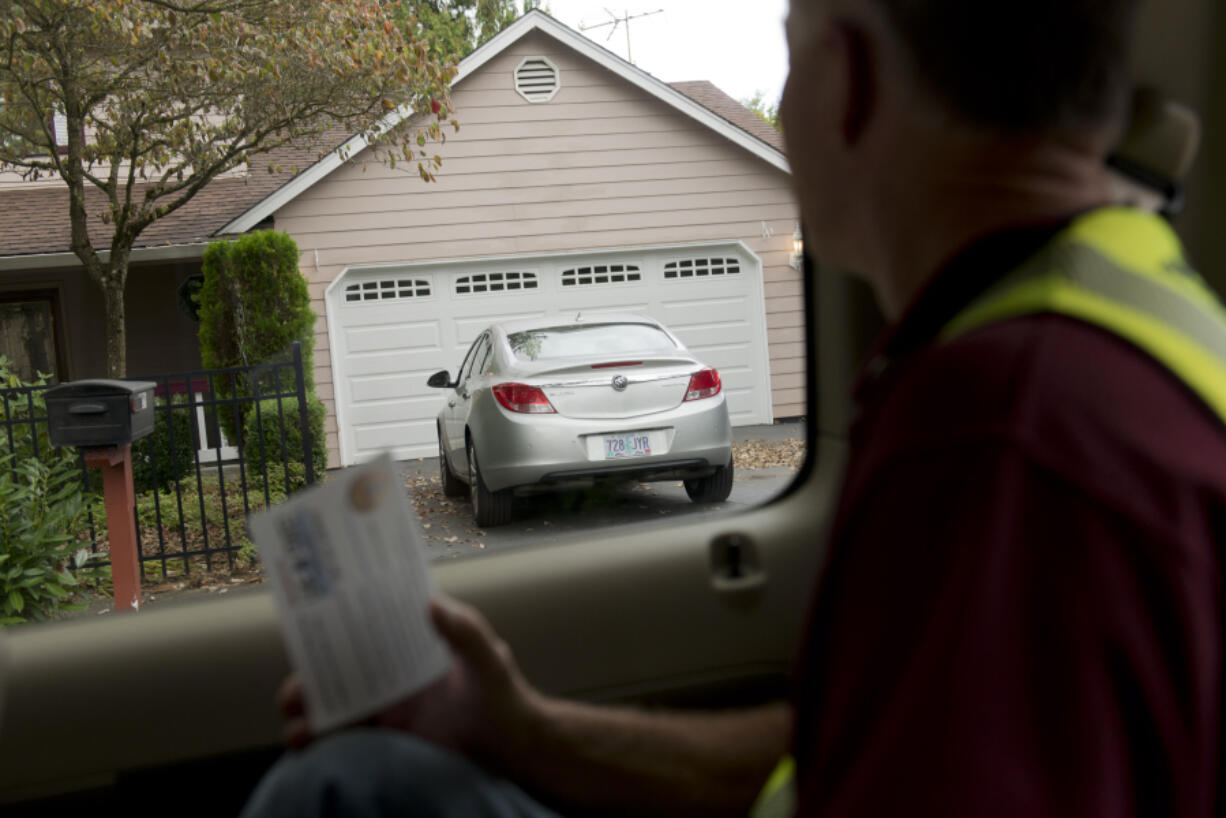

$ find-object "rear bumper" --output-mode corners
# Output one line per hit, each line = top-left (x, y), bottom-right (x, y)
(471, 396), (732, 493)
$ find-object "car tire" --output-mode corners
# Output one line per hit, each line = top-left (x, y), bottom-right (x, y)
(684, 457), (734, 503)
(438, 430), (467, 498)
(468, 439), (513, 526)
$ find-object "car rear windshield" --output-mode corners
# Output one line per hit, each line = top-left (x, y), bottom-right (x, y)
(507, 323), (678, 361)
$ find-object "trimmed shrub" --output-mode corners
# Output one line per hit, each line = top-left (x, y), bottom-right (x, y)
(197, 231), (316, 441)
(0, 362), (105, 625)
(241, 395), (327, 477)
(0, 356), (53, 461)
(131, 396), (197, 494)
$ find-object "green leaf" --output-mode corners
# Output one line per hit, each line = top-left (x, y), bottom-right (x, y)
(8, 591), (24, 613)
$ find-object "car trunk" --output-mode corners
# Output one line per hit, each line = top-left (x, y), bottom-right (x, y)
(524, 358), (698, 420)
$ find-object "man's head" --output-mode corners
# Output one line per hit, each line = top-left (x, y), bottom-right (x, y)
(782, 0), (1142, 309)
(856, 0), (1139, 134)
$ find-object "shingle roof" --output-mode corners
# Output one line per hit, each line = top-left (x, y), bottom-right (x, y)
(669, 81), (785, 153)
(0, 82), (783, 260)
(0, 134), (345, 259)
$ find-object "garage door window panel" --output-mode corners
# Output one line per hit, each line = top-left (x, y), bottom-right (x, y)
(560, 264), (642, 287)
(455, 272), (539, 295)
(345, 278), (432, 303)
(663, 258), (742, 280)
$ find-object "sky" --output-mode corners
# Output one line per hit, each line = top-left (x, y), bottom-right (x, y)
(543, 0), (791, 106)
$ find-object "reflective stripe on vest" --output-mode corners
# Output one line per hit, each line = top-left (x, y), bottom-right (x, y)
(748, 755), (796, 818)
(941, 207), (1226, 426)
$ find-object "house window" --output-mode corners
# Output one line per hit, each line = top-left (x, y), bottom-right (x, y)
(345, 278), (431, 302)
(663, 257), (742, 279)
(454, 272), (538, 295)
(0, 294), (62, 382)
(0, 98), (69, 156)
(560, 264), (642, 287)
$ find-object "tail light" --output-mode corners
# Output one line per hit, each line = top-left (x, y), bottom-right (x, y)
(492, 383), (556, 414)
(684, 368), (722, 401)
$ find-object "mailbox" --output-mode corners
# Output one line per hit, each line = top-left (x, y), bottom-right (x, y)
(44, 379), (157, 448)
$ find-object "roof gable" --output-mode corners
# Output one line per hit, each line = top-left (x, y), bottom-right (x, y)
(218, 9), (789, 235)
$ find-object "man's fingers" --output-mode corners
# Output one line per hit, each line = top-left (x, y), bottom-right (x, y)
(430, 596), (507, 675)
(283, 717), (313, 750)
(277, 674), (305, 718)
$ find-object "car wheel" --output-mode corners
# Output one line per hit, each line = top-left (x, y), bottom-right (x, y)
(468, 439), (513, 526)
(438, 430), (467, 498)
(684, 457), (735, 503)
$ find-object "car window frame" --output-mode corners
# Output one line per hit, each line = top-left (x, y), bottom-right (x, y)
(475, 334), (496, 377)
(455, 334), (486, 386)
(460, 333), (491, 387)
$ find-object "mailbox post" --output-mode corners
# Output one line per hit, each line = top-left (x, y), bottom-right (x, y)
(44, 380), (157, 614)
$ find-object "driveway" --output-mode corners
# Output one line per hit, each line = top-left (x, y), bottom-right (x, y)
(403, 421), (806, 560)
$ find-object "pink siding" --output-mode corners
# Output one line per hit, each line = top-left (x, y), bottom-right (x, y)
(273, 30), (802, 465)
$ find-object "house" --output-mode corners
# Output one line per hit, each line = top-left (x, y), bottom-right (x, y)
(0, 10), (800, 468)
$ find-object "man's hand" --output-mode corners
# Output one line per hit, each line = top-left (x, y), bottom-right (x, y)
(278, 595), (541, 767)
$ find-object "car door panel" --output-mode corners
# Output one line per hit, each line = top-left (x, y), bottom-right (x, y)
(444, 336), (484, 471)
(0, 446), (839, 803)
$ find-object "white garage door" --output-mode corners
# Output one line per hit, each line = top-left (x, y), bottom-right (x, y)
(326, 242), (773, 466)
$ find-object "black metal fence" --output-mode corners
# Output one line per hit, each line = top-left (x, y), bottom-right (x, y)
(0, 342), (319, 581)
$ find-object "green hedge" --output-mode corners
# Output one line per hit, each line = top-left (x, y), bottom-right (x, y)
(197, 231), (316, 442)
(131, 396), (196, 494)
(242, 395), (327, 476)
(0, 360), (105, 625)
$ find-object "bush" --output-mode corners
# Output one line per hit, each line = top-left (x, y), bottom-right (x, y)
(0, 362), (107, 625)
(241, 395), (327, 476)
(0, 356), (53, 461)
(197, 230), (317, 442)
(0, 451), (106, 625)
(131, 395), (197, 494)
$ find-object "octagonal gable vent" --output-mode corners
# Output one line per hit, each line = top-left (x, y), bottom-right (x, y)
(515, 56), (560, 103)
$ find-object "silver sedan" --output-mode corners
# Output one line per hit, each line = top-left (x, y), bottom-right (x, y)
(427, 313), (734, 526)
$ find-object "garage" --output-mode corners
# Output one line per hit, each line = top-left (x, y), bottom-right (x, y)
(325, 241), (774, 466)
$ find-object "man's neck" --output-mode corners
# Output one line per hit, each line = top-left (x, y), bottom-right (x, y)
(865, 132), (1113, 320)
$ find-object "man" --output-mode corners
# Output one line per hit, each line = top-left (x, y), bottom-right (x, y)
(244, 0), (1225, 815)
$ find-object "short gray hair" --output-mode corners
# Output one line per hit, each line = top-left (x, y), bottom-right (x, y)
(852, 0), (1140, 132)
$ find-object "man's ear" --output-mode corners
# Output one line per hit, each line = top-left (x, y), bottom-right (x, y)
(833, 20), (876, 146)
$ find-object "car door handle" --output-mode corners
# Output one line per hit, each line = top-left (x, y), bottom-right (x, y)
(710, 533), (766, 592)
(447, 400), (456, 408)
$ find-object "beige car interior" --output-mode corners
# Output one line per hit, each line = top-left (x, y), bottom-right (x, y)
(1, 3), (1224, 812)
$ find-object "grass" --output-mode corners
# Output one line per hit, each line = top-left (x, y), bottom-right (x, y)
(86, 461), (312, 584)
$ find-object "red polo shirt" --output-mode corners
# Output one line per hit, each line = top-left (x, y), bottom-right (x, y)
(794, 223), (1224, 816)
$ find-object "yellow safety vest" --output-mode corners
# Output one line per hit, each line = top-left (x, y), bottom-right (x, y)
(751, 207), (1226, 818)
(942, 206), (1226, 424)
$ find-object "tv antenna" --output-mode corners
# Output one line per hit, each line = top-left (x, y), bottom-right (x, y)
(579, 8), (663, 64)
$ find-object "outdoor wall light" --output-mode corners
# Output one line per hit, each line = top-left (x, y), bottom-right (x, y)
(789, 224), (804, 270)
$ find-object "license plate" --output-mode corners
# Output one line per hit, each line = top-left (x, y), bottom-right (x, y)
(604, 432), (652, 459)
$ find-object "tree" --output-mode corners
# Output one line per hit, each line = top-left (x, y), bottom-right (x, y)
(742, 90), (781, 131)
(389, 0), (540, 63)
(198, 230), (326, 470)
(0, 1), (468, 377)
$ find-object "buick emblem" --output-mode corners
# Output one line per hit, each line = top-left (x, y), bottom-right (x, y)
(611, 375), (629, 391)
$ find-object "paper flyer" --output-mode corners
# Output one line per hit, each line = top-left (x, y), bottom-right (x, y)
(247, 453), (450, 734)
